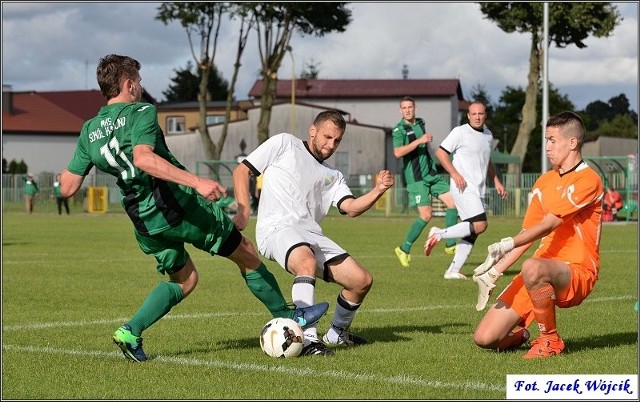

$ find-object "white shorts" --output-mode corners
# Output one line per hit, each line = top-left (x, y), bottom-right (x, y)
(450, 182), (486, 221)
(258, 226), (348, 280)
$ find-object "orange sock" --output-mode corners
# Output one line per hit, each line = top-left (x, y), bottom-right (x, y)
(528, 284), (557, 337)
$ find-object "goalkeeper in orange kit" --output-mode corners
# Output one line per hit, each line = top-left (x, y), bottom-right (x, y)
(472, 111), (603, 359)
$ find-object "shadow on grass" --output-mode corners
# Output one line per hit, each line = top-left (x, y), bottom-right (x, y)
(477, 331), (639, 358)
(191, 323), (468, 355)
(172, 327), (637, 359)
(566, 331), (638, 353)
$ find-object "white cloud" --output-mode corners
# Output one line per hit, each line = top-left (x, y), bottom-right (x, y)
(2, 1), (637, 111)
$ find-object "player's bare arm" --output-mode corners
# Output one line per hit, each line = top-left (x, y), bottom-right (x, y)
(435, 147), (466, 191)
(488, 162), (508, 199)
(231, 162), (253, 231)
(59, 169), (85, 198)
(393, 133), (433, 159)
(339, 170), (394, 217)
(133, 144), (226, 201)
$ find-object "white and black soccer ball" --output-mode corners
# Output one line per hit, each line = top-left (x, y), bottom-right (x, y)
(259, 317), (304, 358)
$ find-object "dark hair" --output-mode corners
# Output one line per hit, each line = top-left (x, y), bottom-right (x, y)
(313, 110), (346, 131)
(400, 96), (415, 106)
(546, 111), (585, 148)
(96, 54), (141, 100)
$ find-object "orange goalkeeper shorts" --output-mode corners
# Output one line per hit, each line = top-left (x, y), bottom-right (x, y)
(496, 263), (598, 328)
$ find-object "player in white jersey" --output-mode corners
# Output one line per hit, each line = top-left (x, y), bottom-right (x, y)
(424, 102), (507, 279)
(233, 110), (395, 356)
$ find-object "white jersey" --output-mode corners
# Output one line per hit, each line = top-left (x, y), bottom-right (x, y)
(439, 123), (494, 197)
(242, 133), (354, 245)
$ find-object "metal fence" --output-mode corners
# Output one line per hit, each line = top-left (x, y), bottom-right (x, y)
(3, 169), (637, 220)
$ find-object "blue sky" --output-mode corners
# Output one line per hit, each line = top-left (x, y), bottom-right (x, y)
(2, 2), (638, 111)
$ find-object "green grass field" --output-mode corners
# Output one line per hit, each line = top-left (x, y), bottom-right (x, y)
(2, 211), (638, 399)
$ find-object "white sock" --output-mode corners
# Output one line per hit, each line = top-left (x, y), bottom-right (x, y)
(446, 240), (473, 273)
(438, 222), (472, 239)
(292, 275), (318, 345)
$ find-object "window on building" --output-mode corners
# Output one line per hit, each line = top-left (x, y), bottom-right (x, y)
(166, 116), (185, 135)
(206, 115), (226, 125)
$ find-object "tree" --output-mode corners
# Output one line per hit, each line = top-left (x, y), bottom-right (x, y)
(464, 84), (495, 121)
(162, 60), (229, 102)
(583, 93), (638, 132)
(300, 57), (321, 79)
(156, 2), (227, 161)
(479, 2), (621, 174)
(219, 4), (256, 160)
(491, 84), (574, 173)
(592, 114), (638, 139)
(247, 2), (352, 144)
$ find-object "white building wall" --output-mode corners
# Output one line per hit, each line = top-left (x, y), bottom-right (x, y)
(165, 103), (387, 178)
(2, 134), (77, 175)
(294, 96), (458, 147)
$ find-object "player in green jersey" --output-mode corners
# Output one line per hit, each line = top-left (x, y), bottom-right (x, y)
(392, 96), (458, 267)
(60, 54), (328, 362)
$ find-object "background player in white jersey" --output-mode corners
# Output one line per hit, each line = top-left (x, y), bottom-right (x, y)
(424, 102), (507, 279)
(233, 110), (395, 356)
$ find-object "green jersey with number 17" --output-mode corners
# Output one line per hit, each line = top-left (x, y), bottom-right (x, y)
(67, 102), (194, 235)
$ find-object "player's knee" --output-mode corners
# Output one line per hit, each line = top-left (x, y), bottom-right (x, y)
(172, 263), (198, 297)
(350, 269), (373, 295)
(520, 259), (546, 287)
(473, 221), (488, 234)
(473, 329), (495, 349)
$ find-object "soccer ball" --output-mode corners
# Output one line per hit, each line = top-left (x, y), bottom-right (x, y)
(259, 317), (305, 358)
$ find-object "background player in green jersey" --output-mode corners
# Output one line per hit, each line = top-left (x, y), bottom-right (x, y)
(59, 54), (327, 362)
(392, 96), (458, 267)
(23, 173), (39, 214)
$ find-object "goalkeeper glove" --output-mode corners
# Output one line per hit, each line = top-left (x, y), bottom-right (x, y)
(473, 237), (515, 276)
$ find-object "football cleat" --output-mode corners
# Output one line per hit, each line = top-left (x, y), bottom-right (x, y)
(424, 227), (442, 256)
(300, 340), (335, 356)
(323, 330), (368, 346)
(473, 270), (501, 311)
(444, 245), (457, 255)
(289, 302), (329, 330)
(113, 324), (147, 362)
(394, 247), (411, 267)
(523, 335), (565, 359)
(443, 271), (467, 280)
(498, 328), (530, 351)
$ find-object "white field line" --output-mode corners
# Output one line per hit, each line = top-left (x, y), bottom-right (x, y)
(2, 294), (635, 332)
(2, 294), (635, 395)
(1, 344), (503, 393)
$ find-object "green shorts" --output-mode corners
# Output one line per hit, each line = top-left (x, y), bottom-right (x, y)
(406, 175), (450, 207)
(135, 195), (240, 275)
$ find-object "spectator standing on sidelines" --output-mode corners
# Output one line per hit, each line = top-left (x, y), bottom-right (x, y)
(60, 54), (328, 362)
(23, 173), (39, 214)
(472, 111), (603, 359)
(602, 186), (622, 221)
(424, 101), (507, 279)
(392, 96), (458, 267)
(51, 173), (70, 215)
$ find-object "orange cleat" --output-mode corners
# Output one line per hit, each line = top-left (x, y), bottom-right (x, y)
(523, 335), (565, 359)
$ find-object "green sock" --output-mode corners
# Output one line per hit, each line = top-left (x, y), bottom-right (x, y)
(401, 218), (428, 253)
(128, 281), (183, 336)
(444, 208), (459, 248)
(243, 264), (290, 318)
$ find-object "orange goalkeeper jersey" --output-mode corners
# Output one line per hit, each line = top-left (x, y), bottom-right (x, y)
(523, 161), (603, 277)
